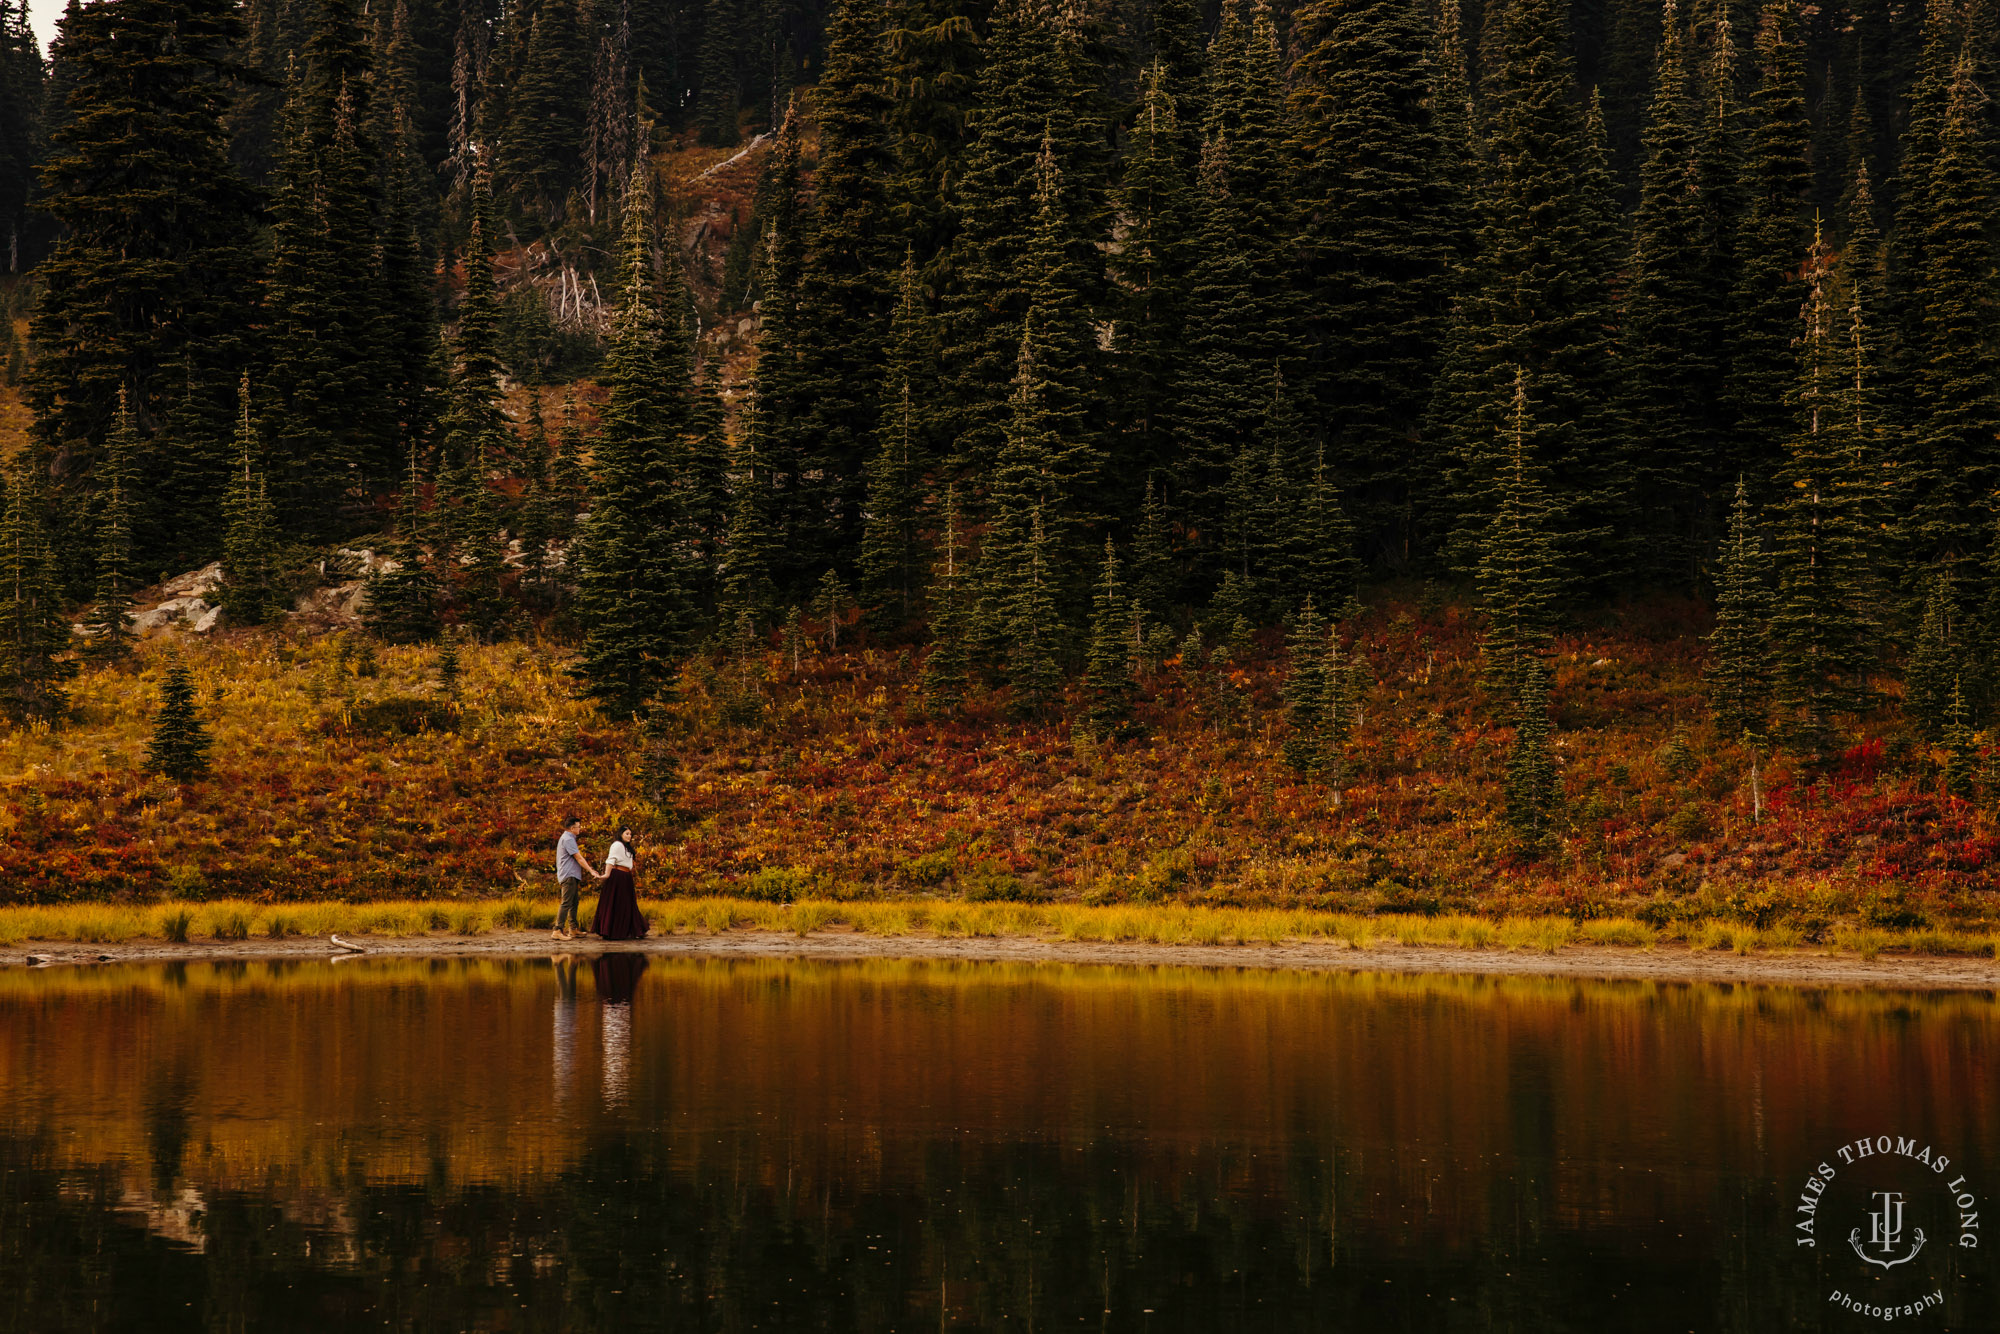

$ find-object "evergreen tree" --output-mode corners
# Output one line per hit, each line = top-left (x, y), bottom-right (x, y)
(696, 0), (740, 146)
(1257, 367), (1363, 618)
(1294, 445), (1365, 620)
(981, 331), (1082, 653)
(548, 386), (584, 536)
(26, 0), (258, 562)
(363, 444), (443, 643)
(500, 0), (588, 218)
(1621, 0), (1721, 570)
(816, 569), (852, 650)
(1706, 478), (1770, 734)
(1770, 230), (1878, 755)
(1942, 675), (1975, 798)
(451, 431), (508, 639)
(1504, 659), (1558, 841)
(1476, 370), (1564, 695)
(1904, 571), (1958, 744)
(1724, 0), (1813, 484)
(719, 392), (778, 633)
(572, 160), (697, 717)
(1006, 504), (1063, 719)
(789, 0), (899, 570)
(881, 0), (983, 271)
(859, 254), (930, 627)
(1109, 64), (1195, 484)
(261, 0), (394, 521)
(0, 0), (44, 275)
(1084, 537), (1135, 737)
(1884, 0), (1961, 394)
(1203, 0), (1294, 365)
(0, 465), (77, 725)
(1149, 0), (1209, 132)
(748, 104), (815, 588)
(142, 659), (212, 780)
(377, 112), (439, 475)
(1282, 597), (1334, 777)
(919, 482), (970, 715)
(687, 357), (733, 591)
(1173, 135), (1261, 568)
(440, 162), (510, 489)
(1430, 0), (1626, 579)
(219, 377), (284, 627)
(82, 390), (140, 660)
(435, 624), (462, 704)
(1290, 0), (1456, 558)
(940, 0), (1109, 479)
(1129, 474), (1174, 624)
(1903, 48), (2000, 563)
(515, 393), (558, 592)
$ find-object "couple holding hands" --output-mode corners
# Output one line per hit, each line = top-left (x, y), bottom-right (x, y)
(552, 816), (649, 941)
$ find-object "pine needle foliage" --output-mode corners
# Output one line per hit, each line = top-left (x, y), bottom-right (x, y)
(1476, 370), (1564, 695)
(363, 445), (442, 644)
(143, 659), (213, 780)
(1504, 659), (1559, 842)
(83, 389), (141, 660)
(0, 465), (77, 725)
(920, 486), (971, 717)
(1905, 572), (1958, 745)
(1706, 478), (1770, 734)
(1770, 229), (1878, 755)
(1085, 537), (1136, 738)
(219, 376), (284, 627)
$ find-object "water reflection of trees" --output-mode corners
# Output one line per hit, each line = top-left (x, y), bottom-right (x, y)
(0, 958), (1994, 1329)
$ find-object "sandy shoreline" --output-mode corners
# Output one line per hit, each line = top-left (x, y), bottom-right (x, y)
(9, 927), (2000, 990)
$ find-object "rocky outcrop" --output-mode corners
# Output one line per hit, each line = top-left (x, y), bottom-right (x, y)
(129, 562), (225, 634)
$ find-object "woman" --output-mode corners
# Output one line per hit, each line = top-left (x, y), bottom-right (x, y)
(589, 824), (649, 941)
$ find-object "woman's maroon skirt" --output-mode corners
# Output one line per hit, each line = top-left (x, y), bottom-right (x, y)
(591, 868), (648, 940)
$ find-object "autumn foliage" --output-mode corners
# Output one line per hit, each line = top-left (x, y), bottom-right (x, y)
(4, 589), (1994, 936)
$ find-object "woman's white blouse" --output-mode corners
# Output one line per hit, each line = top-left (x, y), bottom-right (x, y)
(606, 841), (634, 870)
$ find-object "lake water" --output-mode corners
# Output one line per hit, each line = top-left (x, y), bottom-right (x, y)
(0, 954), (1994, 1331)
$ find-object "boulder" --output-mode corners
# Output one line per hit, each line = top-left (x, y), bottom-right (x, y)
(333, 547), (399, 577)
(157, 561), (224, 600)
(294, 581), (369, 627)
(132, 596), (222, 635)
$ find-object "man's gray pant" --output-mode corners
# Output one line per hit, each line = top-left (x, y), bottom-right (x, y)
(556, 876), (584, 931)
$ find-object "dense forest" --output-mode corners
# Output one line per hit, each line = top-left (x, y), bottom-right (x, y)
(1, 0), (1997, 834)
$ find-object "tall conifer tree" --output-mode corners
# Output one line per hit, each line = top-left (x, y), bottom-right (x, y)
(1904, 49), (2000, 562)
(1290, 0), (1455, 559)
(1621, 0), (1720, 570)
(83, 389), (141, 660)
(1725, 0), (1813, 483)
(1477, 371), (1564, 695)
(572, 160), (697, 717)
(0, 466), (75, 725)
(791, 0), (899, 570)
(1431, 0), (1626, 579)
(27, 0), (258, 562)
(1770, 231), (1878, 754)
(1706, 478), (1770, 734)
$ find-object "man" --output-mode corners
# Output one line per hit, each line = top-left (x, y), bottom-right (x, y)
(553, 815), (605, 940)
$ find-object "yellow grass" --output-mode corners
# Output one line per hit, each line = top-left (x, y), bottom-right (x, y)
(1, 897), (1995, 961)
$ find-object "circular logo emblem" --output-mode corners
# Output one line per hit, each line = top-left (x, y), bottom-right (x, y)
(1797, 1134), (1981, 1321)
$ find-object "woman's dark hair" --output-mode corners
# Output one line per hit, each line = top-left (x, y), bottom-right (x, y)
(613, 824), (633, 848)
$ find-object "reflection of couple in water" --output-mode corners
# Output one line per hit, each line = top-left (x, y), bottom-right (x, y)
(550, 953), (647, 1106)
(551, 815), (649, 941)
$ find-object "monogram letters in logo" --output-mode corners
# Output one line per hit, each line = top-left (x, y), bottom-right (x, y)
(1850, 1190), (1926, 1269)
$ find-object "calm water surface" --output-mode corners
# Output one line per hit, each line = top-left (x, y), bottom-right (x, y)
(0, 954), (1994, 1331)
